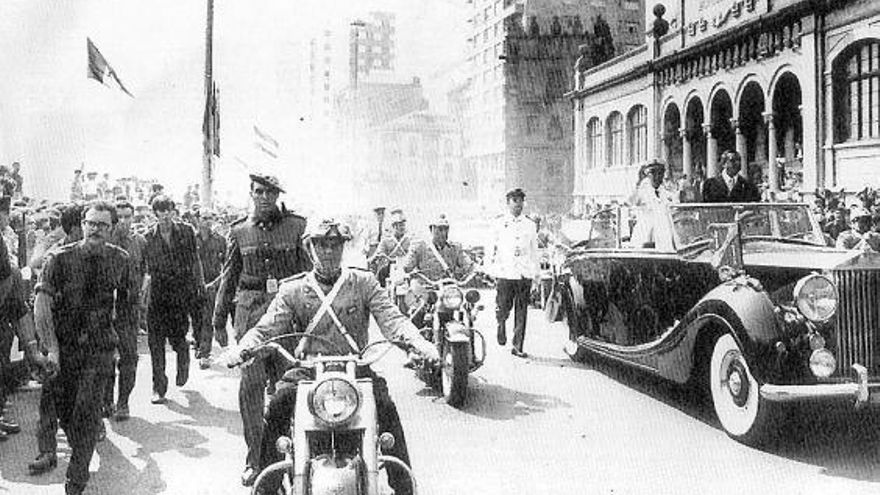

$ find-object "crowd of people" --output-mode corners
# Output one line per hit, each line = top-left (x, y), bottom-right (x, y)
(3, 152), (879, 494)
(0, 169), (250, 494)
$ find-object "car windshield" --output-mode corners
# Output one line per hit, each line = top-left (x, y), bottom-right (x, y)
(670, 203), (825, 248)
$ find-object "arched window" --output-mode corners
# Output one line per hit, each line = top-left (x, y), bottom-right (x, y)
(607, 112), (624, 167)
(627, 105), (648, 165)
(834, 40), (880, 143)
(586, 117), (603, 169)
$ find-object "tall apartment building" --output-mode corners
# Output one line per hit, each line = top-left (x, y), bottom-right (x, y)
(350, 11), (396, 86)
(462, 0), (644, 212)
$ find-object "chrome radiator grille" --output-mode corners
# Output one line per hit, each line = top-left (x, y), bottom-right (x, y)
(832, 270), (880, 377)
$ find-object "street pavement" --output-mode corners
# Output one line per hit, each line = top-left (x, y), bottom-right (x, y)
(2, 291), (880, 495)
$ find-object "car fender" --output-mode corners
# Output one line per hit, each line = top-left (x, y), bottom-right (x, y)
(685, 278), (782, 382)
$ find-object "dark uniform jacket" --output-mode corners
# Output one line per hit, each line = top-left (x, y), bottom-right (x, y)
(35, 242), (130, 354)
(110, 229), (147, 308)
(701, 174), (760, 203)
(197, 230), (226, 286)
(144, 221), (203, 311)
(213, 208), (310, 331)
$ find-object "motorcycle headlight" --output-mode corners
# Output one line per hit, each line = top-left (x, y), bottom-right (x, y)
(809, 348), (837, 378)
(441, 287), (463, 309)
(308, 378), (360, 426)
(465, 289), (481, 304)
(793, 274), (838, 322)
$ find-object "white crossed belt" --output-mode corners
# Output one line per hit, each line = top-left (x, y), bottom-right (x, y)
(294, 270), (361, 357)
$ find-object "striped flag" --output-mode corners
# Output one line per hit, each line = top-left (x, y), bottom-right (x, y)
(87, 38), (133, 97)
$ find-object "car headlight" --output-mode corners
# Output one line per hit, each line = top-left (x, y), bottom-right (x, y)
(441, 287), (463, 309)
(308, 378), (360, 426)
(809, 348), (837, 378)
(793, 274), (838, 322)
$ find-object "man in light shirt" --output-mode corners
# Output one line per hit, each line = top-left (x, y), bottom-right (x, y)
(489, 188), (539, 358)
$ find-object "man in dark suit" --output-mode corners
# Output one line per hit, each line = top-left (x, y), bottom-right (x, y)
(143, 195), (204, 404)
(701, 151), (761, 203)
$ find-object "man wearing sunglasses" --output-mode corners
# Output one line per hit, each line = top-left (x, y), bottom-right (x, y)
(212, 173), (311, 487)
(33, 201), (131, 495)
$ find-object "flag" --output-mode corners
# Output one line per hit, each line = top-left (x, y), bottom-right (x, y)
(203, 82), (220, 157)
(253, 125), (279, 159)
(87, 38), (134, 97)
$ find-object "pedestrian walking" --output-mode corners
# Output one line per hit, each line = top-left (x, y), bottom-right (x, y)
(489, 188), (539, 358)
(27, 203), (84, 476)
(33, 201), (130, 495)
(102, 200), (147, 420)
(212, 173), (310, 486)
(194, 208), (227, 368)
(143, 195), (204, 404)
(0, 238), (45, 441)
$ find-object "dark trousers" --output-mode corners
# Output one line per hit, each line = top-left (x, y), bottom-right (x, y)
(496, 278), (532, 351)
(103, 309), (139, 409)
(53, 351), (114, 493)
(36, 382), (58, 454)
(260, 370), (413, 495)
(196, 285), (224, 357)
(147, 306), (190, 396)
(234, 290), (277, 469)
(0, 323), (13, 414)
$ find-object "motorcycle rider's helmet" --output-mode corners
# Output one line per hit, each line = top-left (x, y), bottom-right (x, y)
(304, 217), (353, 242)
(428, 213), (450, 229)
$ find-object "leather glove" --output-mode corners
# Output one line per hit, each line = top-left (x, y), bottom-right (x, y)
(410, 338), (440, 366)
(219, 344), (251, 368)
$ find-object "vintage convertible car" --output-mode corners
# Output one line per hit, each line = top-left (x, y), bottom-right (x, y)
(554, 202), (880, 444)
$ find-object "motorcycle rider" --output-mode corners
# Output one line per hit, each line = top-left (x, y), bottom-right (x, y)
(401, 214), (475, 283)
(372, 208), (410, 287)
(224, 217), (440, 495)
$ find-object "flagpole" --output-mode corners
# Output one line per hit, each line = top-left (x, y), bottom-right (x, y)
(201, 0), (214, 208)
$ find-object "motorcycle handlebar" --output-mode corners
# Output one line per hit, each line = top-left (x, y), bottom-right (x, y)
(408, 270), (477, 288)
(233, 334), (396, 369)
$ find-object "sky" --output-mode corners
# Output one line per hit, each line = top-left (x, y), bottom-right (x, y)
(0, 0), (467, 208)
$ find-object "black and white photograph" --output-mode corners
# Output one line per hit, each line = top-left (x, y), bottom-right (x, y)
(1, 1), (880, 494)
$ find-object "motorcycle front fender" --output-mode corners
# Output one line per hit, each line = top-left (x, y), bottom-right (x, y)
(445, 321), (471, 343)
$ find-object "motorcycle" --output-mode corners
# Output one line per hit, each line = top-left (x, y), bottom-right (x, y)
(408, 271), (486, 407)
(371, 252), (409, 314)
(233, 333), (418, 495)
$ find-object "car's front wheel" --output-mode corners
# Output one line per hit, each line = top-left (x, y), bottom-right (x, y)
(709, 333), (777, 444)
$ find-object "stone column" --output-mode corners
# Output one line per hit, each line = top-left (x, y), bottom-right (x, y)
(764, 111), (779, 194)
(731, 118), (748, 178)
(680, 128), (693, 178)
(704, 123), (718, 177)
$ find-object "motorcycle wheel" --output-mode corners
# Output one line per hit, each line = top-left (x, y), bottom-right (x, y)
(441, 342), (469, 407)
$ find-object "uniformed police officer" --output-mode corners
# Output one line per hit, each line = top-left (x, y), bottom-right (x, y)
(33, 201), (130, 495)
(372, 208), (411, 287)
(401, 213), (475, 282)
(213, 173), (311, 486)
(489, 188), (539, 358)
(224, 217), (439, 495)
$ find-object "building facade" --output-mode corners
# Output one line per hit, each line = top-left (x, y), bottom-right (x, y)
(462, 0), (644, 212)
(364, 111), (470, 220)
(572, 0), (880, 207)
